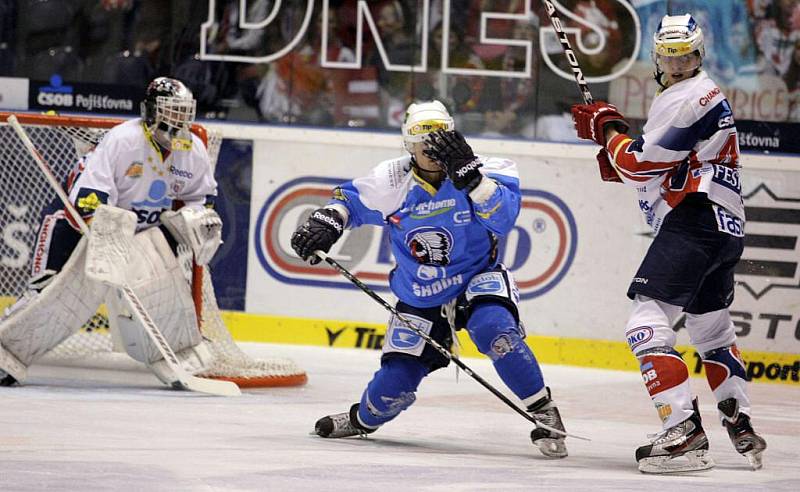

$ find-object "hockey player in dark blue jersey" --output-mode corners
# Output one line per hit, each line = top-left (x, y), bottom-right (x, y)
(291, 100), (568, 457)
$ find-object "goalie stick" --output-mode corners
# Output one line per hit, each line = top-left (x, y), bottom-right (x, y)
(6, 114), (240, 397)
(315, 250), (589, 442)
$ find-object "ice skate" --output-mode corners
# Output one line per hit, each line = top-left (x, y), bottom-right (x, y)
(718, 398), (767, 470)
(0, 369), (17, 387)
(314, 403), (376, 438)
(528, 387), (568, 458)
(636, 399), (714, 474)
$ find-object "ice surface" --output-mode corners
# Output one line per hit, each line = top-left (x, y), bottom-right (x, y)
(1, 343), (798, 491)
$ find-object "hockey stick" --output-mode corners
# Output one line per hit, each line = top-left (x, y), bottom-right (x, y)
(541, 0), (594, 104)
(315, 251), (589, 441)
(7, 114), (240, 397)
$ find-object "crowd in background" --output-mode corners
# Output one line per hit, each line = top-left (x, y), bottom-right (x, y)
(1, 0), (799, 140)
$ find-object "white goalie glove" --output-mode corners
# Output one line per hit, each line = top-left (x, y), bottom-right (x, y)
(161, 207), (223, 265)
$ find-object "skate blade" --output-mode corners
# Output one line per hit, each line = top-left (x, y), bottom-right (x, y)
(638, 450), (715, 474)
(535, 438), (568, 458)
(744, 450), (764, 470)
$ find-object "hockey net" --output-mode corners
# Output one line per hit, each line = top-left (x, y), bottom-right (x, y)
(0, 112), (306, 388)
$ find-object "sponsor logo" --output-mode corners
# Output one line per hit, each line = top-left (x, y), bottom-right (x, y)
(125, 162), (144, 178)
(2, 204), (33, 270)
(739, 132), (780, 148)
(408, 198), (456, 219)
(417, 265), (445, 280)
(632, 277), (648, 284)
(736, 184), (800, 299)
(699, 87), (721, 107)
(389, 327), (423, 350)
(34, 74), (134, 111)
(131, 180), (172, 209)
(711, 165), (741, 194)
(254, 177), (577, 299)
(626, 325), (653, 350)
(311, 210), (343, 233)
(168, 165), (194, 179)
(457, 160), (481, 178)
(412, 274), (463, 297)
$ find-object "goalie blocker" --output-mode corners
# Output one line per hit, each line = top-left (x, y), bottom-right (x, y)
(0, 204), (223, 387)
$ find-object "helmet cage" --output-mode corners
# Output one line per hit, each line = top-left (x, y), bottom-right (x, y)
(154, 95), (196, 134)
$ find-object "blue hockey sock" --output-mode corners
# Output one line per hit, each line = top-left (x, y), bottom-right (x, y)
(467, 302), (545, 401)
(357, 356), (429, 428)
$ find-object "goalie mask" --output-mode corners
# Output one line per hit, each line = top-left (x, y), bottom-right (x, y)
(141, 77), (196, 150)
(402, 100), (454, 153)
(652, 14), (704, 87)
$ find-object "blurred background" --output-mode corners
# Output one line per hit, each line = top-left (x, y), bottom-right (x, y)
(1, 0), (798, 151)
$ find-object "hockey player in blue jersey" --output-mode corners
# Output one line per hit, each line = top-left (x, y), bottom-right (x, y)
(291, 100), (568, 457)
(571, 14), (767, 473)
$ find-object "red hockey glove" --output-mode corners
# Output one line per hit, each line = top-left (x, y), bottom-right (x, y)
(571, 101), (629, 147)
(596, 149), (622, 183)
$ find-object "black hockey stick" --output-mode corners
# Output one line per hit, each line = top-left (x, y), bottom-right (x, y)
(315, 250), (589, 441)
(541, 0), (594, 104)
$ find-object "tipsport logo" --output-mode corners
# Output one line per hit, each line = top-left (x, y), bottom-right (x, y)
(736, 184), (800, 299)
(254, 177), (577, 299)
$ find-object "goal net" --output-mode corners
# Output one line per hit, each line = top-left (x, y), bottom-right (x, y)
(0, 112), (306, 388)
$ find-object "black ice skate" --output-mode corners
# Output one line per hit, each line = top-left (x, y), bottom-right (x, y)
(0, 369), (17, 386)
(528, 387), (568, 458)
(313, 403), (376, 438)
(718, 398), (767, 470)
(636, 398), (714, 474)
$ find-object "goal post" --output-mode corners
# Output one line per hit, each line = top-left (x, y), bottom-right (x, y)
(0, 111), (307, 388)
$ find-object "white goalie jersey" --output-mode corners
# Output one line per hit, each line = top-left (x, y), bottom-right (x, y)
(67, 118), (217, 231)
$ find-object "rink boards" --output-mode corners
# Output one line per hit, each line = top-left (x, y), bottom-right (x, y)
(207, 124), (799, 386)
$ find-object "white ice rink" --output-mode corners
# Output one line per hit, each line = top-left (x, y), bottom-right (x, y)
(2, 343), (798, 491)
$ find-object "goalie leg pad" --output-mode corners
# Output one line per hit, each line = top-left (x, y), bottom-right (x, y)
(0, 237), (107, 379)
(357, 355), (428, 429)
(110, 227), (203, 365)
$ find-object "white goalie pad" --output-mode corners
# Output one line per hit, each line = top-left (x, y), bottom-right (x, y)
(85, 205), (137, 287)
(161, 207), (222, 265)
(0, 237), (108, 381)
(107, 227), (204, 367)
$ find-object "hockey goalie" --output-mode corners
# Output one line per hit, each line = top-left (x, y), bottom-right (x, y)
(0, 77), (224, 389)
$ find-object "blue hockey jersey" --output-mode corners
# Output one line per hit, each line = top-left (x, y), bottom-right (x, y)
(329, 155), (521, 308)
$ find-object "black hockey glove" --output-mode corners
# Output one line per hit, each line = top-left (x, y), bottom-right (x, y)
(423, 130), (483, 192)
(291, 208), (344, 265)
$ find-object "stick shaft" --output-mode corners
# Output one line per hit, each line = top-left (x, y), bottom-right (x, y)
(315, 251), (585, 440)
(541, 1), (594, 104)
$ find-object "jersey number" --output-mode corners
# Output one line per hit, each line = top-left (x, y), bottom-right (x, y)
(710, 134), (739, 165)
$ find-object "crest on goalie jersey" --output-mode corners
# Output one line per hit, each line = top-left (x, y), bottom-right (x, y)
(405, 226), (453, 266)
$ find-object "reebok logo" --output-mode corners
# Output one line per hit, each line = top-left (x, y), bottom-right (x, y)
(312, 211), (343, 233)
(457, 160), (480, 177)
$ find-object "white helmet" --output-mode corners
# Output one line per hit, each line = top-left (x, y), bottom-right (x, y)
(141, 77), (196, 149)
(402, 100), (454, 153)
(652, 14), (704, 76)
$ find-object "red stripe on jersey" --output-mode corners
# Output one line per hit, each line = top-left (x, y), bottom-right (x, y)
(640, 353), (689, 397)
(607, 134), (682, 178)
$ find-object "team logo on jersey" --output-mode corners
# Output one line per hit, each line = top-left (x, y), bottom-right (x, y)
(255, 177), (577, 299)
(125, 161), (143, 178)
(406, 226), (453, 266)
